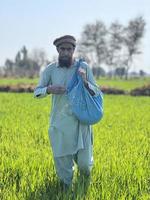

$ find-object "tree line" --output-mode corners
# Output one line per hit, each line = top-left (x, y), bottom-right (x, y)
(0, 16), (146, 79)
(77, 16), (146, 79)
(1, 46), (49, 78)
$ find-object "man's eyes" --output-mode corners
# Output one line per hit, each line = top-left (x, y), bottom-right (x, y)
(60, 48), (72, 51)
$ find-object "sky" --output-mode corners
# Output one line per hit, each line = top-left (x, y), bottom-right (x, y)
(0, 0), (150, 72)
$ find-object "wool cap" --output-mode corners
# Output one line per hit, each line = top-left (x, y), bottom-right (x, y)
(53, 35), (76, 47)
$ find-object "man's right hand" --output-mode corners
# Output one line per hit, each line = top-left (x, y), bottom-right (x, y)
(46, 85), (66, 95)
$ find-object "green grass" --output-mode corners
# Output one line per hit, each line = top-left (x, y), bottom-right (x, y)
(97, 77), (150, 91)
(0, 77), (149, 91)
(0, 93), (149, 200)
(0, 78), (38, 85)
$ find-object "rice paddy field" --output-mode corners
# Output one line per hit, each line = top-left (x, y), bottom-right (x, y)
(0, 78), (150, 200)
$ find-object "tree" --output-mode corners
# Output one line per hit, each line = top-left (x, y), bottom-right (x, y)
(21, 46), (28, 61)
(122, 16), (146, 79)
(15, 52), (21, 65)
(92, 66), (106, 78)
(77, 20), (108, 67)
(139, 69), (146, 77)
(30, 48), (48, 67)
(115, 67), (126, 78)
(106, 21), (124, 77)
(4, 59), (15, 76)
(13, 46), (41, 77)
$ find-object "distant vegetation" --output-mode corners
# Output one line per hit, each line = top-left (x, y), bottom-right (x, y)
(0, 77), (149, 91)
(0, 16), (148, 80)
(97, 77), (150, 91)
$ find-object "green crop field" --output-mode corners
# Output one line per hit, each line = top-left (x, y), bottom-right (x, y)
(0, 78), (38, 86)
(0, 77), (150, 91)
(0, 93), (149, 200)
(97, 77), (150, 91)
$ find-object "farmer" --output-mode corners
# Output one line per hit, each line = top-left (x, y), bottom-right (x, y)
(34, 35), (100, 190)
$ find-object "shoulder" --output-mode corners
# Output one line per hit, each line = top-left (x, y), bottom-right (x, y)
(42, 62), (57, 74)
(45, 62), (57, 71)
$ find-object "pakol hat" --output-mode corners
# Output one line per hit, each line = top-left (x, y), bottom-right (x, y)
(53, 35), (76, 47)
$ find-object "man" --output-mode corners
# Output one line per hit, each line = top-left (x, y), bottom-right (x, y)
(34, 35), (100, 190)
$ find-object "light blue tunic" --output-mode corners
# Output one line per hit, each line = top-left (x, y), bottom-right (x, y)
(34, 59), (100, 157)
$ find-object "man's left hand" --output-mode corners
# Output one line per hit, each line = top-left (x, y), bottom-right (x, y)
(78, 67), (95, 96)
(78, 68), (87, 82)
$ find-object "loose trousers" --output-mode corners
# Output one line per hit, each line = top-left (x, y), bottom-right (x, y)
(53, 145), (93, 185)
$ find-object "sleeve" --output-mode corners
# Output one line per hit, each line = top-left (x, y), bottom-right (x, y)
(34, 66), (52, 98)
(81, 62), (100, 96)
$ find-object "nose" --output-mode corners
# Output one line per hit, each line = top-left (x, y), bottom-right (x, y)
(63, 49), (69, 56)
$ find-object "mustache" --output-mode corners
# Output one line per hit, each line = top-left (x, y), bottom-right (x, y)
(60, 56), (69, 59)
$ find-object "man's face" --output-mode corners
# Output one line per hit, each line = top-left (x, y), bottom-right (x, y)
(57, 43), (75, 68)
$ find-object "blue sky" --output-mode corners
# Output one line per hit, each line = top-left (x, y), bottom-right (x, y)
(0, 0), (150, 72)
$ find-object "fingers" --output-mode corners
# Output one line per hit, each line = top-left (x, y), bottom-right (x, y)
(56, 86), (66, 93)
(57, 87), (66, 94)
(57, 86), (66, 90)
(78, 68), (87, 81)
(49, 85), (66, 94)
(78, 67), (86, 74)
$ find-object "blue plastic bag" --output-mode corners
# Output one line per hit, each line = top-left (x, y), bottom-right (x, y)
(66, 59), (103, 125)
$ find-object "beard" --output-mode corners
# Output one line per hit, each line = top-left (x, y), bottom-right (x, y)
(58, 56), (73, 68)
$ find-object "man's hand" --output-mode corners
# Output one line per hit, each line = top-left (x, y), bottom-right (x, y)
(78, 67), (87, 82)
(78, 67), (95, 96)
(46, 85), (66, 94)
(78, 67), (89, 86)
